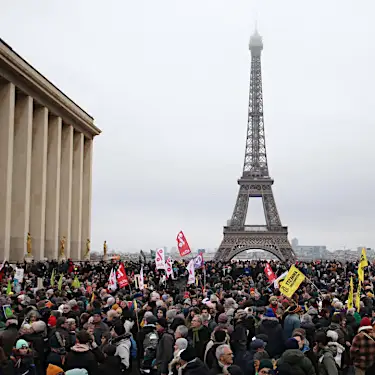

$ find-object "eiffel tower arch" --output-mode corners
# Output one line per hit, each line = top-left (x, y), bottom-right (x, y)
(214, 30), (296, 262)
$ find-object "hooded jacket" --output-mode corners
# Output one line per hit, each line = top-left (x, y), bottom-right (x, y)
(111, 333), (131, 369)
(65, 343), (98, 375)
(277, 349), (316, 375)
(257, 316), (285, 359)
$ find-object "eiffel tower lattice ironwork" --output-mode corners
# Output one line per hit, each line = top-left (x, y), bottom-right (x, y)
(214, 30), (296, 262)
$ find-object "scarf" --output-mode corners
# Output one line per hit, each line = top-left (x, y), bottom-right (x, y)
(218, 360), (229, 375)
(192, 326), (202, 347)
(178, 359), (196, 375)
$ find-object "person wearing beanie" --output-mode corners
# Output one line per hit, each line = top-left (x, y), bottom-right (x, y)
(214, 313), (234, 335)
(10, 339), (35, 375)
(277, 337), (315, 375)
(110, 320), (132, 372)
(47, 364), (64, 375)
(350, 317), (375, 373)
(257, 308), (285, 359)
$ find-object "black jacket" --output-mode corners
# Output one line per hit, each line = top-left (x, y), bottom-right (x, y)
(98, 356), (123, 375)
(65, 344), (98, 375)
(188, 327), (210, 361)
(257, 317), (285, 359)
(182, 359), (210, 375)
(155, 330), (174, 374)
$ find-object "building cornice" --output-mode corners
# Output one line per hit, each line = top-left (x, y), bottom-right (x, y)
(0, 38), (101, 138)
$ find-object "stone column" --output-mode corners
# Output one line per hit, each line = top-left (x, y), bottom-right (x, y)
(70, 132), (84, 260)
(10, 95), (33, 261)
(81, 138), (93, 260)
(45, 116), (62, 260)
(59, 124), (73, 259)
(29, 106), (48, 260)
(0, 82), (15, 261)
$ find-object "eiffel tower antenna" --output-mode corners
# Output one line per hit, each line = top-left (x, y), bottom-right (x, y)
(214, 30), (295, 262)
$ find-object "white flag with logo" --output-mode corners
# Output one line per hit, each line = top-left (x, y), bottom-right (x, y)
(108, 268), (117, 291)
(139, 266), (145, 290)
(187, 259), (195, 285)
(165, 257), (173, 279)
(155, 248), (166, 270)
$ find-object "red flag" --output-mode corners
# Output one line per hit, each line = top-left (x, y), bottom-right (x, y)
(177, 231), (191, 257)
(264, 263), (276, 283)
(116, 263), (129, 288)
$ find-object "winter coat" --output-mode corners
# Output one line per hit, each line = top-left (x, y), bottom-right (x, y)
(9, 354), (36, 375)
(230, 321), (248, 357)
(65, 344), (98, 375)
(136, 324), (157, 360)
(257, 317), (285, 359)
(111, 334), (131, 370)
(317, 347), (338, 375)
(180, 358), (209, 375)
(0, 325), (18, 357)
(98, 356), (123, 375)
(188, 326), (210, 361)
(284, 314), (301, 339)
(277, 349), (316, 375)
(155, 330), (175, 374)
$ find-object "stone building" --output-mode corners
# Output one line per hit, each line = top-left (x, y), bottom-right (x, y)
(0, 39), (101, 261)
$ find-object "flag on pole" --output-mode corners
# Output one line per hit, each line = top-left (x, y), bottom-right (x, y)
(72, 276), (80, 289)
(165, 257), (173, 279)
(193, 253), (204, 269)
(50, 269), (55, 286)
(139, 266), (145, 290)
(58, 274), (63, 291)
(279, 265), (305, 298)
(348, 276), (354, 309)
(264, 263), (277, 283)
(358, 248), (368, 282)
(355, 281), (361, 311)
(117, 263), (130, 288)
(187, 259), (195, 285)
(274, 271), (288, 289)
(6, 279), (11, 295)
(177, 231), (191, 257)
(108, 268), (117, 291)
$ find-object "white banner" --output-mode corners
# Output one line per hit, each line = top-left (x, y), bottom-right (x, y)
(15, 268), (24, 283)
(108, 268), (117, 291)
(139, 266), (145, 290)
(155, 248), (166, 270)
(274, 270), (288, 289)
(165, 257), (173, 279)
(187, 259), (195, 285)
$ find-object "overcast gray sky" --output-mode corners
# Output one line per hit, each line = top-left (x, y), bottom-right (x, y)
(1, 1), (374, 253)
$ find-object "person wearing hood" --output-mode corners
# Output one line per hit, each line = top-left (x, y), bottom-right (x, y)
(277, 338), (316, 375)
(110, 321), (132, 373)
(314, 331), (338, 375)
(98, 344), (123, 375)
(168, 338), (188, 375)
(350, 317), (375, 375)
(257, 308), (285, 359)
(65, 330), (99, 375)
(155, 317), (175, 375)
(204, 330), (230, 369)
(326, 330), (345, 369)
(179, 345), (209, 375)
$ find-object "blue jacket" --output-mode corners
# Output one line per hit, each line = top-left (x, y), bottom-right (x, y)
(284, 313), (301, 339)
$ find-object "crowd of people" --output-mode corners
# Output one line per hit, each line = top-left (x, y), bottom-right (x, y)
(0, 258), (374, 375)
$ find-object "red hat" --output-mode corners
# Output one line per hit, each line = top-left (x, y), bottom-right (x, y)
(48, 316), (57, 327)
(360, 317), (371, 328)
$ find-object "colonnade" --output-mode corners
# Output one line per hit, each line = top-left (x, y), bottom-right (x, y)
(0, 39), (100, 261)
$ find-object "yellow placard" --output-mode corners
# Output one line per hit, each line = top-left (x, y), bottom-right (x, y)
(279, 265), (305, 298)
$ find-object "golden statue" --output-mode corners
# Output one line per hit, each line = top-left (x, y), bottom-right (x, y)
(60, 236), (66, 257)
(26, 232), (32, 256)
(103, 241), (107, 256)
(85, 238), (90, 257)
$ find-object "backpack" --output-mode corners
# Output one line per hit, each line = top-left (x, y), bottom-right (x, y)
(141, 330), (159, 369)
(130, 336), (137, 359)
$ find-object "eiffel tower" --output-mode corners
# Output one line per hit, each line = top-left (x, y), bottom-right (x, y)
(214, 30), (296, 262)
